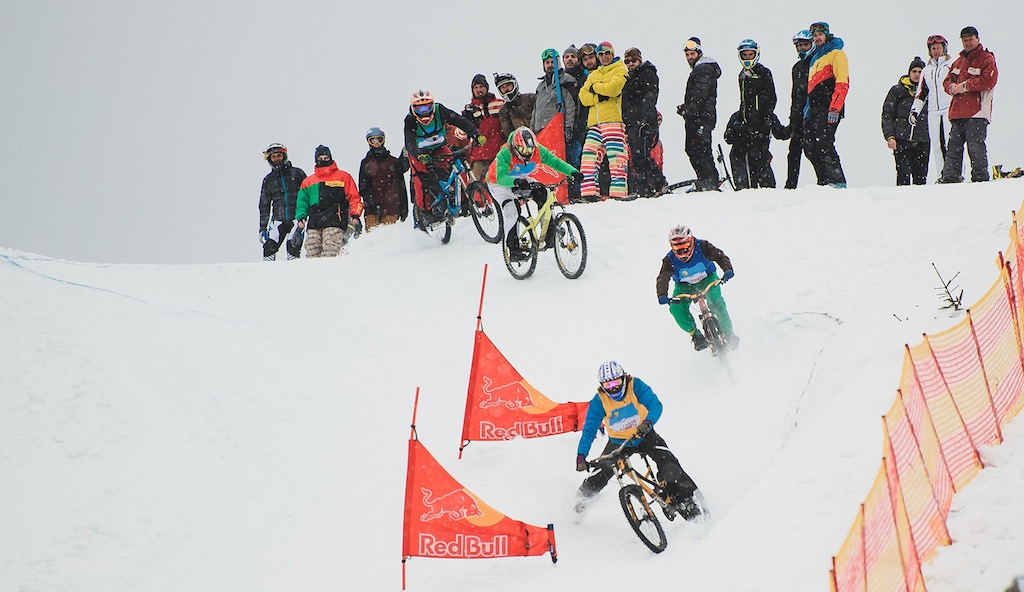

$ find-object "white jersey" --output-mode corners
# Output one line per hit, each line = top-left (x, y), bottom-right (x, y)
(913, 55), (952, 115)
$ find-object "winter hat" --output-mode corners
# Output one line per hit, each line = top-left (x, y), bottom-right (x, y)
(960, 25), (979, 39)
(563, 44), (578, 58)
(908, 56), (926, 75)
(596, 41), (614, 56)
(314, 145), (332, 166)
(624, 47), (642, 60)
(684, 37), (702, 54)
(809, 22), (831, 38)
(471, 73), (488, 90)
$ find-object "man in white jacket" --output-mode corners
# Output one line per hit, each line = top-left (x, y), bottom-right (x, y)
(912, 34), (954, 182)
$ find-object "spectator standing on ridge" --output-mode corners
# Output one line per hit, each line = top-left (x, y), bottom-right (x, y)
(622, 47), (667, 198)
(462, 74), (505, 182)
(258, 143), (306, 261)
(729, 38), (777, 190)
(803, 21), (849, 188)
(358, 127), (409, 230)
(295, 145), (363, 258)
(939, 26), (998, 184)
(677, 37), (722, 192)
(911, 34), (955, 183)
(782, 30), (813, 189)
(578, 41), (629, 201)
(881, 57), (929, 186)
(563, 45), (588, 171)
(496, 73), (537, 139)
(532, 48), (578, 150)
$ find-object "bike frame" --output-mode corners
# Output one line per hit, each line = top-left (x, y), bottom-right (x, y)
(513, 180), (569, 249)
(670, 278), (728, 356)
(590, 437), (674, 512)
(425, 147), (474, 218)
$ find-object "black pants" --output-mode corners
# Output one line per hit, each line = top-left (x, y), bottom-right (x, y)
(262, 220), (300, 259)
(893, 140), (929, 186)
(730, 136), (775, 190)
(942, 118), (989, 182)
(802, 115), (846, 185)
(579, 431), (698, 501)
(626, 122), (666, 196)
(785, 124), (805, 189)
(685, 122), (719, 190)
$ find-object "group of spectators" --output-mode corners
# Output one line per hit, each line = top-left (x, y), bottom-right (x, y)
(256, 23), (1001, 260)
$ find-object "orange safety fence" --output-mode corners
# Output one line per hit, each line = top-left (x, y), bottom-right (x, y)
(830, 198), (1024, 591)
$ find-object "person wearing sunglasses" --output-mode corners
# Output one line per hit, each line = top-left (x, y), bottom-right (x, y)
(294, 145), (364, 258)
(403, 89), (483, 225)
(802, 21), (848, 188)
(655, 224), (736, 351)
(258, 143), (307, 261)
(358, 127), (410, 231)
(573, 360), (703, 520)
(909, 35), (954, 183)
(676, 37), (722, 192)
(578, 41), (630, 200)
(622, 47), (668, 198)
(938, 26), (998, 184)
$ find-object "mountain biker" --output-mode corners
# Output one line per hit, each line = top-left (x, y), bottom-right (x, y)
(574, 360), (702, 520)
(487, 126), (582, 260)
(403, 89), (482, 224)
(655, 224), (737, 351)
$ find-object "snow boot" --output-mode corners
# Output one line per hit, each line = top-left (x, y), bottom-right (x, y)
(691, 331), (709, 351)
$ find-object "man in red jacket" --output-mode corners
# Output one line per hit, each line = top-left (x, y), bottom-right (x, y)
(940, 26), (998, 183)
(462, 74), (505, 182)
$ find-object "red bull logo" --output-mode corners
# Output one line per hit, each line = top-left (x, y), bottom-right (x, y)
(418, 533), (510, 558)
(420, 487), (485, 522)
(479, 418), (565, 440)
(479, 376), (535, 409)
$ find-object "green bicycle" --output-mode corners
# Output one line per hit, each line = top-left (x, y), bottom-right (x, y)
(503, 181), (588, 280)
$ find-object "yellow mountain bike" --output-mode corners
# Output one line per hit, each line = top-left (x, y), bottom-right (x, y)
(503, 180), (587, 280)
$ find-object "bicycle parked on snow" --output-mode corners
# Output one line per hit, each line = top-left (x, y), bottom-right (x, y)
(502, 179), (587, 280)
(413, 145), (502, 245)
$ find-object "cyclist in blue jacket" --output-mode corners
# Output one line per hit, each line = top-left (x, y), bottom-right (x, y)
(574, 360), (702, 519)
(655, 224), (736, 351)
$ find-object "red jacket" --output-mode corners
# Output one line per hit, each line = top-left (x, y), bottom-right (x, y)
(462, 93), (505, 162)
(944, 44), (998, 121)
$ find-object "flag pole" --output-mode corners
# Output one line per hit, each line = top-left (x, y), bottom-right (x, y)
(475, 263), (488, 331)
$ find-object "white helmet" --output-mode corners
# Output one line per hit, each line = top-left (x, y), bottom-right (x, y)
(668, 224), (692, 242)
(597, 360), (626, 398)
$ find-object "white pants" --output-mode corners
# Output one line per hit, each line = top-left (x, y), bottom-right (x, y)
(489, 183), (521, 237)
(927, 109), (959, 183)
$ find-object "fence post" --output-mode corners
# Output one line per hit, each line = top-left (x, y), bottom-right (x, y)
(923, 333), (985, 473)
(896, 388), (952, 547)
(881, 420), (914, 592)
(965, 309), (1004, 444)
(904, 345), (958, 494)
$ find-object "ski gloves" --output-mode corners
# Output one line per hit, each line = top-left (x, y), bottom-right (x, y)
(576, 453), (588, 472)
(721, 270), (735, 283)
(636, 419), (653, 437)
(658, 295), (671, 305)
(827, 109), (840, 125)
(417, 154), (432, 164)
(570, 171), (584, 184)
(347, 217), (362, 238)
(513, 178), (531, 192)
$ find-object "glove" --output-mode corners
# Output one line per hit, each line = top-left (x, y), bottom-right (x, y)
(636, 419), (653, 436)
(676, 104), (685, 116)
(827, 109), (840, 125)
(721, 270), (735, 283)
(570, 171), (584, 184)
(658, 295), (671, 305)
(513, 178), (531, 191)
(259, 229), (269, 244)
(476, 134), (487, 146)
(417, 153), (432, 164)
(348, 217), (363, 238)
(908, 111), (919, 127)
(576, 454), (588, 472)
(565, 129), (574, 145)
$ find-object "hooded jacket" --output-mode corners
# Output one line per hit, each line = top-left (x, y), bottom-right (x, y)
(295, 162), (363, 229)
(805, 37), (849, 119)
(882, 76), (929, 143)
(532, 68), (578, 136)
(259, 161), (307, 231)
(682, 54), (722, 129)
(913, 54), (952, 115)
(462, 93), (505, 161)
(622, 60), (660, 127)
(943, 43), (998, 121)
(358, 148), (410, 219)
(578, 57), (628, 126)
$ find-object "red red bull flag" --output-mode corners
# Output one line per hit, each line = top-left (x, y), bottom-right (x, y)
(402, 439), (557, 569)
(460, 329), (589, 454)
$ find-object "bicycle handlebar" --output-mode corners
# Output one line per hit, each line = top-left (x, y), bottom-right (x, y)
(585, 433), (643, 470)
(668, 279), (722, 303)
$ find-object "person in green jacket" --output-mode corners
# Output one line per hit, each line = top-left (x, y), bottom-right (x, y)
(486, 127), (582, 259)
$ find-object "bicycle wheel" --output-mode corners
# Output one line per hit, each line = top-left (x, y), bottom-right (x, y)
(503, 216), (538, 280)
(414, 206), (452, 244)
(551, 212), (587, 279)
(467, 181), (502, 244)
(702, 314), (727, 357)
(619, 484), (667, 553)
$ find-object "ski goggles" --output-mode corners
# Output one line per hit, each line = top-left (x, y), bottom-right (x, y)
(412, 103), (434, 116)
(809, 23), (829, 35)
(683, 39), (701, 53)
(601, 378), (623, 391)
(671, 237), (694, 255)
(367, 135), (385, 147)
(927, 34), (947, 46)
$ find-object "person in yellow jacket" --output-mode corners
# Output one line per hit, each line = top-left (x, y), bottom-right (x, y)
(573, 360), (704, 520)
(577, 41), (629, 200)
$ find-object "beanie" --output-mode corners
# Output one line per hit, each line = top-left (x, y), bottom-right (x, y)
(471, 73), (488, 90)
(564, 44), (578, 57)
(314, 145), (332, 165)
(596, 41), (614, 56)
(685, 37), (703, 54)
(624, 47), (641, 60)
(908, 56), (926, 75)
(960, 25), (979, 39)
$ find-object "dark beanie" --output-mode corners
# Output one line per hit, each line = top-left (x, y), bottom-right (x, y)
(471, 73), (488, 90)
(314, 145), (332, 165)
(624, 47), (641, 60)
(960, 26), (979, 39)
(564, 44), (578, 57)
(908, 56), (926, 74)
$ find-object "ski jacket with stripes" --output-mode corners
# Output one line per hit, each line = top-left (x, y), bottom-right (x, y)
(805, 37), (849, 119)
(462, 93), (505, 162)
(295, 162), (363, 229)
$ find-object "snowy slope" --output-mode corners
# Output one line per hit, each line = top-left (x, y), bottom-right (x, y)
(3, 181), (1024, 592)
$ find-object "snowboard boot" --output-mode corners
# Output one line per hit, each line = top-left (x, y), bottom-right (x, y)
(505, 230), (529, 262)
(691, 331), (709, 351)
(676, 496), (702, 521)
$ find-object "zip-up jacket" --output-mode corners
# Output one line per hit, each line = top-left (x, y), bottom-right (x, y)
(882, 76), (929, 143)
(738, 63), (777, 136)
(487, 144), (577, 186)
(655, 239), (733, 296)
(912, 54), (952, 116)
(358, 148), (409, 219)
(943, 43), (998, 122)
(259, 162), (307, 231)
(462, 93), (505, 162)
(295, 162), (363, 229)
(532, 69), (578, 136)
(622, 60), (660, 128)
(805, 37), (849, 119)
(681, 54), (722, 129)
(579, 58), (628, 126)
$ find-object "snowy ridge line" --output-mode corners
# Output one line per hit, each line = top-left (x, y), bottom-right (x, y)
(0, 252), (148, 304)
(831, 199), (1024, 591)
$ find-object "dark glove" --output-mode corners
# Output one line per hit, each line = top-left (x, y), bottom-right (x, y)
(348, 217), (363, 238)
(400, 211), (408, 222)
(908, 111), (919, 127)
(417, 153), (432, 164)
(576, 453), (588, 472)
(513, 178), (531, 191)
(658, 295), (670, 305)
(597, 94), (609, 102)
(570, 171), (584, 184)
(636, 419), (653, 436)
(827, 109), (840, 125)
(721, 269), (735, 283)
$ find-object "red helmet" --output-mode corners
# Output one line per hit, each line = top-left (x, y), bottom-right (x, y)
(508, 126), (537, 159)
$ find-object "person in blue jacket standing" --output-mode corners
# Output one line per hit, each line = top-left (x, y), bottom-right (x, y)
(574, 360), (702, 520)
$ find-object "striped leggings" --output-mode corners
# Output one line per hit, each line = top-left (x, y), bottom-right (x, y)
(581, 123), (628, 199)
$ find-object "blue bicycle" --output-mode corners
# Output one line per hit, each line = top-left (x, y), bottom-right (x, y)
(413, 146), (502, 245)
